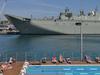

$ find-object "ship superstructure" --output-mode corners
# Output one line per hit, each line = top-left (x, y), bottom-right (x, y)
(5, 8), (100, 34)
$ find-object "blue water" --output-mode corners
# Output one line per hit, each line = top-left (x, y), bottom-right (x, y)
(0, 35), (100, 61)
(26, 65), (100, 75)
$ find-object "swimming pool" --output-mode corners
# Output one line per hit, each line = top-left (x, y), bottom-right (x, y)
(26, 65), (100, 75)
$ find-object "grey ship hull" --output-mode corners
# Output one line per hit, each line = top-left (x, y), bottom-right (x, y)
(5, 14), (100, 35)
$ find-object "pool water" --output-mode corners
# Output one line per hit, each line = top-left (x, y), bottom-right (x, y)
(26, 65), (100, 75)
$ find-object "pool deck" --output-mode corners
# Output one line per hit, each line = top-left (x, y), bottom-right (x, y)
(1, 62), (23, 75)
(30, 61), (100, 65)
(1, 61), (100, 75)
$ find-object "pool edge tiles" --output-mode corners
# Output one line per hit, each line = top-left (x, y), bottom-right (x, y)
(29, 64), (100, 66)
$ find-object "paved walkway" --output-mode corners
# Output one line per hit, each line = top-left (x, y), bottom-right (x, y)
(3, 62), (23, 75)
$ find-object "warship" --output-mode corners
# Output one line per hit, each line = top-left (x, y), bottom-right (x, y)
(5, 8), (100, 34)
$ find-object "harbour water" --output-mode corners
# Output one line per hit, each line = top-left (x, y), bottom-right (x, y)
(0, 35), (100, 61)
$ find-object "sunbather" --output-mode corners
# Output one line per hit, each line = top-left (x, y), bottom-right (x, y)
(1, 64), (7, 70)
(52, 56), (57, 64)
(1, 63), (13, 71)
(8, 57), (16, 64)
(59, 54), (64, 63)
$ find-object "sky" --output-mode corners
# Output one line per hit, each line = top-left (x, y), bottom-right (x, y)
(0, 0), (100, 19)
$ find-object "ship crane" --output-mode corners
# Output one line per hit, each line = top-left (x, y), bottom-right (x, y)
(0, 0), (7, 20)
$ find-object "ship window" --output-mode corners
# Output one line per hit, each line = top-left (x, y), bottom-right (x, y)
(75, 22), (82, 26)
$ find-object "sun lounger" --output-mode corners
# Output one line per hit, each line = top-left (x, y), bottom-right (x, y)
(30, 61), (41, 65)
(41, 57), (47, 63)
(9, 57), (13, 64)
(84, 55), (92, 63)
(8, 57), (16, 64)
(95, 57), (100, 63)
(65, 58), (71, 64)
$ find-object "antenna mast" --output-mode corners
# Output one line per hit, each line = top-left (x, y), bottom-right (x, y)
(80, 0), (83, 11)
